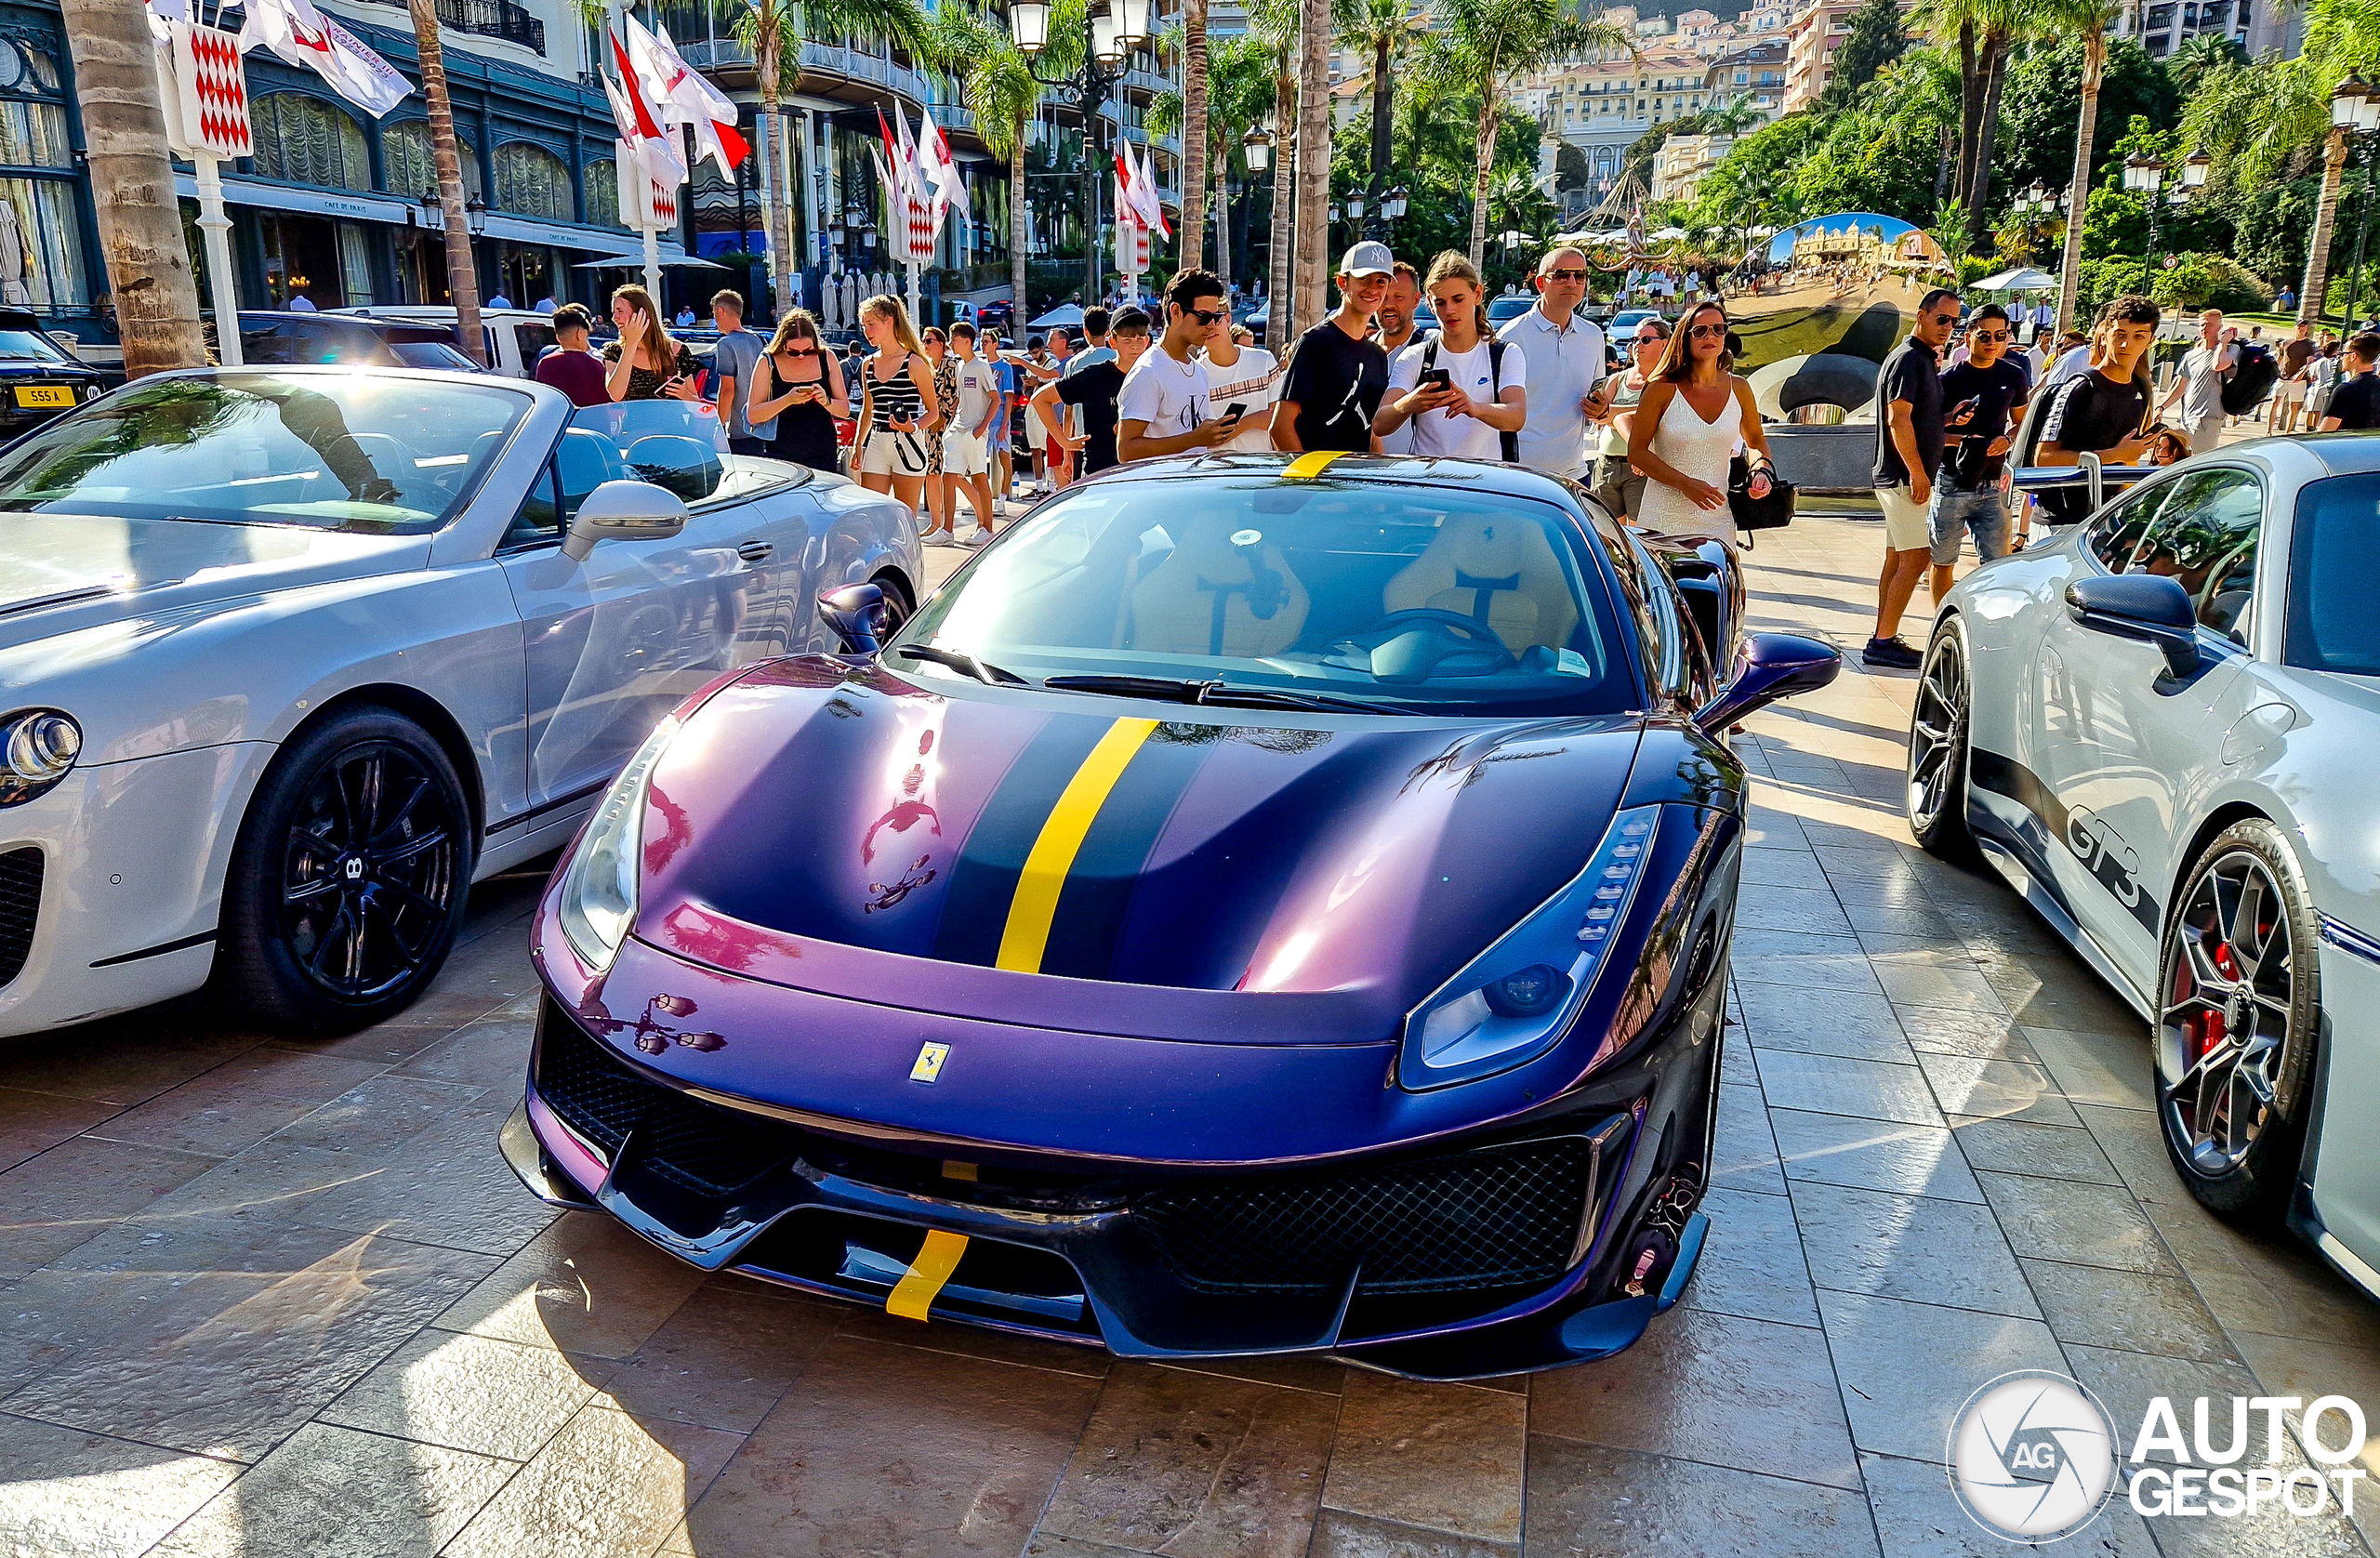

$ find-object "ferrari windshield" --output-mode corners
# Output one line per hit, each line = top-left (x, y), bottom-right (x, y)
(893, 475), (1636, 714)
(0, 374), (528, 534)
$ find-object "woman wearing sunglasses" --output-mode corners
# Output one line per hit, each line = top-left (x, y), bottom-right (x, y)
(1628, 302), (1774, 544)
(749, 309), (850, 474)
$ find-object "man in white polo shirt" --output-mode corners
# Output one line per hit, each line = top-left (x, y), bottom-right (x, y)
(1499, 246), (1607, 479)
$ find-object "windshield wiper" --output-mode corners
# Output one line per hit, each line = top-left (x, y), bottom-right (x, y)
(892, 644), (1030, 686)
(1041, 673), (1385, 715)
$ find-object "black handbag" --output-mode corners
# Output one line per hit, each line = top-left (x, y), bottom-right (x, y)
(1728, 454), (1795, 540)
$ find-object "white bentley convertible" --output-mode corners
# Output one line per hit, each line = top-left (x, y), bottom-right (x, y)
(0, 368), (919, 1035)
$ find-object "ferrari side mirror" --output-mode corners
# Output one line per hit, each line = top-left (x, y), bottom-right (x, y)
(1694, 631), (1840, 734)
(819, 582), (890, 655)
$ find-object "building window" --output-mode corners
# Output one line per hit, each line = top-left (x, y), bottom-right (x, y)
(248, 93), (369, 191)
(584, 157), (621, 229)
(494, 142), (571, 220)
(384, 120), (483, 205)
(0, 32), (84, 310)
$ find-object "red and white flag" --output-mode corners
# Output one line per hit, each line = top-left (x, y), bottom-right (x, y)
(618, 15), (747, 176)
(919, 110), (969, 224)
(603, 23), (688, 191)
(236, 0), (409, 117)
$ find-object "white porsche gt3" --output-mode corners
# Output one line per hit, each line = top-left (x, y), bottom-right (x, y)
(1906, 438), (2380, 1301)
(0, 367), (919, 1036)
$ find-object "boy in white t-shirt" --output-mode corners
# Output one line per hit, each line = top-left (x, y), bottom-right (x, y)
(1201, 324), (1282, 455)
(943, 323), (1004, 540)
(1117, 268), (1242, 464)
(1375, 253), (1528, 461)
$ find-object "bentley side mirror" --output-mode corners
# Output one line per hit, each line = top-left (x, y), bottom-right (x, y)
(562, 480), (691, 561)
(2065, 574), (2201, 680)
(1694, 631), (1840, 733)
(819, 582), (890, 655)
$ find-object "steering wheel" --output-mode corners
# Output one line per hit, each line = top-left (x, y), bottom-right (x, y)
(1361, 608), (1516, 665)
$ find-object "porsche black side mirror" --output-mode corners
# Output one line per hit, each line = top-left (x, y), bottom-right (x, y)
(1694, 631), (1840, 734)
(819, 583), (889, 655)
(2066, 574), (2200, 680)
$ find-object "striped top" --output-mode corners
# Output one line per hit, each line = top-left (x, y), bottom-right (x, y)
(868, 350), (926, 433)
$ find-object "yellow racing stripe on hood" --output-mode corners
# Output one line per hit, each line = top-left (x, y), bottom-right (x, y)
(1283, 449), (1350, 481)
(995, 716), (1161, 971)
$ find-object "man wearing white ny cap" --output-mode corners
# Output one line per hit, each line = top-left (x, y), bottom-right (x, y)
(1500, 245), (1607, 476)
(1274, 241), (1395, 454)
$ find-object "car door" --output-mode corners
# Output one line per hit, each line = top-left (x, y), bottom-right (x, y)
(2034, 465), (2259, 984)
(496, 411), (781, 808)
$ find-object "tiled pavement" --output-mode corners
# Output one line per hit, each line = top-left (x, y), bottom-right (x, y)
(3, 514), (2377, 1557)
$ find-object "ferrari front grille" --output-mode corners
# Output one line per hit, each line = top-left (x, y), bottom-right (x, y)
(1131, 1133), (1605, 1296)
(534, 1008), (800, 1197)
(0, 848), (41, 990)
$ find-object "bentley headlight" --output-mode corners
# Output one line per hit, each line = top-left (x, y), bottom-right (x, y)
(1399, 807), (1661, 1090)
(556, 716), (678, 973)
(0, 709), (81, 806)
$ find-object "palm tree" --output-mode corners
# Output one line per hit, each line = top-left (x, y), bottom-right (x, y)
(1293, 0), (1336, 324)
(734, 0), (930, 320)
(1342, 0), (1414, 231)
(1913, 0), (2030, 252)
(2169, 33), (2245, 92)
(58, 0), (205, 374)
(2042, 0), (2117, 333)
(1182, 0), (1210, 270)
(933, 4), (1081, 328)
(1418, 0), (1631, 267)
(1151, 33), (1275, 281)
(409, 0), (485, 364)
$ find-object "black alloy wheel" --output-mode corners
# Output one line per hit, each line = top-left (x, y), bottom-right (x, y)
(217, 707), (476, 1033)
(1906, 621), (1977, 861)
(2155, 819), (2321, 1221)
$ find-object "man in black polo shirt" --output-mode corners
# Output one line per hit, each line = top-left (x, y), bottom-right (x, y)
(2036, 294), (2160, 526)
(1864, 286), (1959, 670)
(1273, 242), (1394, 453)
(2320, 332), (2380, 430)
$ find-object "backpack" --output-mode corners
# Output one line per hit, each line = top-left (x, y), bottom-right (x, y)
(2222, 342), (2277, 416)
(1418, 333), (1522, 462)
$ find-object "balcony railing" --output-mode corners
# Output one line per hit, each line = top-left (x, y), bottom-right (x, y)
(434, 0), (544, 53)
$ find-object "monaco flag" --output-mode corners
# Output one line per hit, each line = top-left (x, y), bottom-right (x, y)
(602, 25), (688, 192)
(236, 0), (409, 117)
(617, 15), (747, 177)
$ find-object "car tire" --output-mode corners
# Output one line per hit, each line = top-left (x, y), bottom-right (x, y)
(872, 570), (916, 632)
(214, 706), (477, 1034)
(2154, 818), (2322, 1224)
(1906, 619), (1978, 863)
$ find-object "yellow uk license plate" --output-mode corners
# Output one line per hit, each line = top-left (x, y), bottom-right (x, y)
(13, 385), (73, 408)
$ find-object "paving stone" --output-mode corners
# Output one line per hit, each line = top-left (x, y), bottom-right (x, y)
(442, 1405), (742, 1558)
(1858, 1448), (2162, 1557)
(1739, 849), (1831, 891)
(432, 1209), (707, 1360)
(298, 1102), (559, 1258)
(1320, 1371), (1527, 1545)
(1914, 1052), (2080, 1127)
(1946, 1115), (2120, 1186)
(832, 1295), (1115, 1380)
(148, 1420), (514, 1557)
(1790, 1180), (2040, 1318)
(593, 1281), (837, 1434)
(0, 1413), (242, 1558)
(1521, 1436), (1881, 1558)
(1973, 1170), (2177, 1276)
(2019, 1260), (2239, 1364)
(388, 1016), (537, 1093)
(2142, 1200), (2380, 1351)
(1306, 1508), (1518, 1557)
(2228, 1329), (2380, 1550)
(2022, 1025), (2156, 1112)
(2073, 1104), (2188, 1205)
(1532, 1304), (1857, 1488)
(1732, 984), (1914, 1063)
(1729, 929), (1887, 994)
(79, 1049), (394, 1161)
(1814, 1289), (2069, 1462)
(0, 1137), (221, 1280)
(1035, 1362), (1336, 1558)
(1769, 1108), (1984, 1203)
(1149, 1351), (1347, 1396)
(1890, 1006), (2040, 1063)
(1708, 1085), (1786, 1195)
(1752, 1050), (1942, 1127)
(681, 1333), (1099, 1556)
(0, 1089), (124, 1175)
(0, 1024), (258, 1108)
(1735, 884), (1854, 936)
(316, 1327), (613, 1460)
(270, 1075), (490, 1156)
(1682, 1185), (1820, 1327)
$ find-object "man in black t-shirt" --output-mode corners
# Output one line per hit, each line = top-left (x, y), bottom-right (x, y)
(1031, 309), (1152, 476)
(1864, 286), (1959, 670)
(1928, 302), (2031, 601)
(1273, 242), (1394, 453)
(2320, 333), (2380, 430)
(2037, 294), (2159, 526)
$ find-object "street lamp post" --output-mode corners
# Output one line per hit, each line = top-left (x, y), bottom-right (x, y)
(2122, 152), (2167, 294)
(2332, 81), (2380, 333)
(1009, 0), (1149, 310)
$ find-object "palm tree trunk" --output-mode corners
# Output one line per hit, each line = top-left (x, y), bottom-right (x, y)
(1293, 0), (1333, 327)
(1214, 145), (1230, 279)
(1182, 0), (1209, 271)
(1952, 21), (1979, 222)
(1467, 96), (1498, 268)
(2303, 128), (2351, 328)
(1012, 141), (1029, 323)
(1268, 73), (1294, 343)
(2055, 38), (2102, 335)
(58, 0), (204, 376)
(411, 0), (485, 365)
(1964, 35), (2009, 249)
(761, 42), (791, 323)
(1368, 34), (1393, 221)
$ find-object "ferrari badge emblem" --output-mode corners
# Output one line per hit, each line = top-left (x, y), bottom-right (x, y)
(909, 1041), (950, 1083)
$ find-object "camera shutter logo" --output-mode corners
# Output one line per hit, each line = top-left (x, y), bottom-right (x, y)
(1949, 1370), (2121, 1542)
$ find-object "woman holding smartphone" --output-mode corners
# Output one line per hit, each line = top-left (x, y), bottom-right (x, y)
(1629, 300), (1772, 545)
(602, 284), (702, 403)
(749, 309), (849, 472)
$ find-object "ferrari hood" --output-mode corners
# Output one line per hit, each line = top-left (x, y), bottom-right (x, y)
(630, 658), (1644, 1027)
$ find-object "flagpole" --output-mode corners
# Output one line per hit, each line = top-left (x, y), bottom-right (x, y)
(192, 154), (243, 367)
(643, 224), (662, 303)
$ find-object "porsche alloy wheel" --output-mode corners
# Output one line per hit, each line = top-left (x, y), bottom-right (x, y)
(1906, 622), (1977, 861)
(217, 707), (475, 1033)
(2155, 820), (2321, 1221)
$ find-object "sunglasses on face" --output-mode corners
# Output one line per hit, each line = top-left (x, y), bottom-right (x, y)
(1928, 311), (1961, 326)
(1185, 306), (1228, 326)
(1688, 323), (1726, 340)
(1971, 330), (2010, 343)
(1544, 268), (1591, 282)
(1634, 333), (1664, 345)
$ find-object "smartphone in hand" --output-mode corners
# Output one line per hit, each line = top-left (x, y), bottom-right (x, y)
(1421, 367), (1453, 390)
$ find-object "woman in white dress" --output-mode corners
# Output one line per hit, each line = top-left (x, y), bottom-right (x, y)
(1627, 301), (1775, 545)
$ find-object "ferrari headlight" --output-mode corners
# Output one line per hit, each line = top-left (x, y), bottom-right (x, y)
(0, 709), (80, 807)
(1399, 806), (1661, 1090)
(556, 715), (678, 973)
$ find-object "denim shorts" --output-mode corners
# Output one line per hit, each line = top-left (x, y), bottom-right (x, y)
(1927, 483), (2012, 566)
